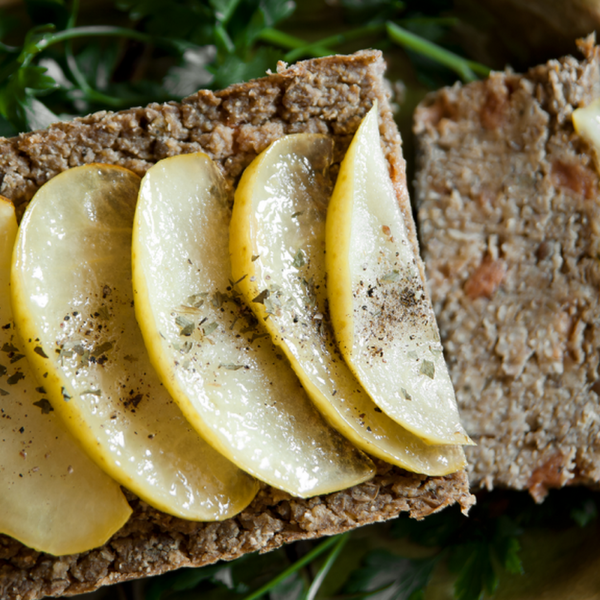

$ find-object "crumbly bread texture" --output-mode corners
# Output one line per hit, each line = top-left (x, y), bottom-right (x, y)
(0, 52), (473, 600)
(415, 37), (600, 500)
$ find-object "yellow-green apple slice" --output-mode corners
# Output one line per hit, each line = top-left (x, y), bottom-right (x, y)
(573, 98), (600, 154)
(0, 196), (131, 555)
(230, 134), (466, 475)
(132, 153), (374, 497)
(326, 106), (472, 446)
(11, 165), (258, 520)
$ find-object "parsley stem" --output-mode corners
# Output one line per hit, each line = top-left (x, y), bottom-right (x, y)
(62, 5), (126, 109)
(0, 41), (18, 53)
(386, 21), (490, 82)
(284, 23), (385, 62)
(33, 26), (189, 54)
(258, 28), (331, 56)
(241, 534), (344, 600)
(214, 23), (235, 56)
(304, 533), (349, 600)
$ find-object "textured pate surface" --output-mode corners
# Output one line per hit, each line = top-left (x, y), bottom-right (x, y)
(415, 37), (600, 499)
(0, 51), (473, 600)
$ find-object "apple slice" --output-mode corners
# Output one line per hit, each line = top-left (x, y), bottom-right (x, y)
(0, 196), (131, 555)
(132, 153), (375, 498)
(573, 98), (600, 154)
(11, 165), (258, 521)
(326, 105), (472, 446)
(230, 133), (466, 475)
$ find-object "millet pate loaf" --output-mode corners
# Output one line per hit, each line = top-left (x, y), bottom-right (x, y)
(0, 51), (473, 600)
(415, 36), (600, 501)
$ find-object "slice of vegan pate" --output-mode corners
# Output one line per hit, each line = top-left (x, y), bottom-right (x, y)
(0, 51), (473, 600)
(415, 36), (600, 501)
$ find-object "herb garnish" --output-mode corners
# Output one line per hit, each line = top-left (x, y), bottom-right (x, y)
(381, 269), (401, 283)
(6, 371), (24, 385)
(218, 363), (246, 370)
(202, 321), (218, 336)
(33, 345), (49, 358)
(420, 359), (435, 379)
(292, 249), (306, 268)
(175, 315), (195, 336)
(33, 398), (54, 413)
(81, 388), (102, 396)
(92, 340), (113, 357)
(252, 289), (270, 304)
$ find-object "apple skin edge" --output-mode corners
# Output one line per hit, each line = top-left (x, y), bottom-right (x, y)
(325, 104), (473, 448)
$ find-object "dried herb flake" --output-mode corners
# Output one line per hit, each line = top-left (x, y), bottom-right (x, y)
(203, 322), (218, 336)
(249, 333), (269, 343)
(381, 270), (401, 283)
(33, 399), (54, 414)
(33, 346), (48, 358)
(92, 341), (113, 357)
(292, 249), (306, 268)
(232, 274), (247, 286)
(252, 289), (270, 304)
(175, 315), (195, 336)
(7, 371), (25, 385)
(420, 360), (435, 379)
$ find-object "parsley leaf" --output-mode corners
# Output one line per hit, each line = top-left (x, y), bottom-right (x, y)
(344, 549), (438, 600)
(0, 58), (59, 131)
(449, 542), (498, 600)
(210, 43), (280, 88)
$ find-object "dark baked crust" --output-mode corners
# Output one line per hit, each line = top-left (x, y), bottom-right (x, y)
(415, 37), (600, 498)
(0, 51), (473, 599)
(1, 51), (396, 212)
(1, 465), (473, 600)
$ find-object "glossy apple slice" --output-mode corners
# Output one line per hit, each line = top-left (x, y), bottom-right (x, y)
(11, 165), (258, 521)
(132, 153), (374, 498)
(0, 196), (131, 555)
(573, 98), (600, 154)
(326, 105), (472, 446)
(230, 133), (466, 475)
